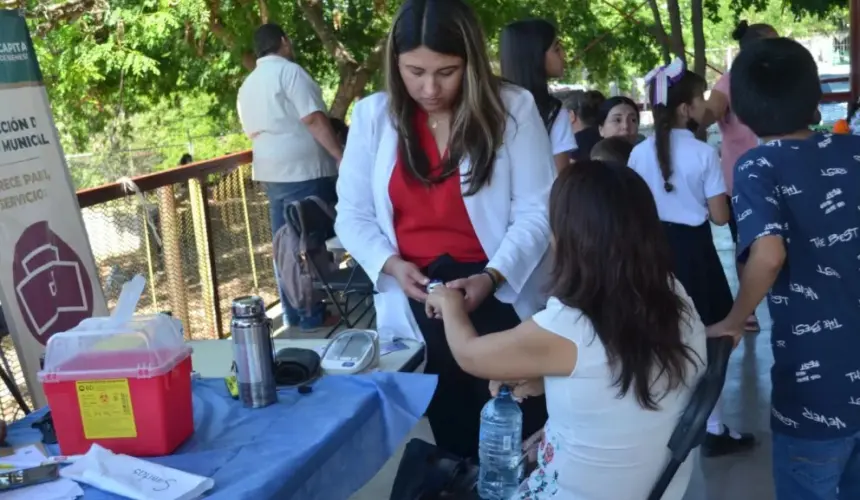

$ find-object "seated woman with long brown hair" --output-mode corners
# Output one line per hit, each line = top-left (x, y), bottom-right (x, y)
(427, 160), (707, 499)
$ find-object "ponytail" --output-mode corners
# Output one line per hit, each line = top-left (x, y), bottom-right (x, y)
(643, 62), (707, 194)
(652, 104), (675, 192)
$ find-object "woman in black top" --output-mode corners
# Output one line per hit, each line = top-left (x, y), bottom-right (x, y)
(562, 90), (605, 162)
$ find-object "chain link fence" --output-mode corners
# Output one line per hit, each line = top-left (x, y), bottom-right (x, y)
(78, 163), (277, 340)
(0, 148), (278, 419)
(0, 336), (28, 421)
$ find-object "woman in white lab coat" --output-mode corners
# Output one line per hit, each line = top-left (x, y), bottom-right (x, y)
(334, 0), (555, 459)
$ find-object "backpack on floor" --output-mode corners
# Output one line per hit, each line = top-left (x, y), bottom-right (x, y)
(389, 438), (480, 500)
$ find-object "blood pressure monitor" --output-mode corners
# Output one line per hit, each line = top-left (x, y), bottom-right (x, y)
(321, 329), (380, 375)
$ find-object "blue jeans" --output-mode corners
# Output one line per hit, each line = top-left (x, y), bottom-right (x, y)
(773, 431), (860, 500)
(263, 177), (337, 329)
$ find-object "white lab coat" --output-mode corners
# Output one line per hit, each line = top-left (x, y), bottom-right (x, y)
(334, 85), (556, 342)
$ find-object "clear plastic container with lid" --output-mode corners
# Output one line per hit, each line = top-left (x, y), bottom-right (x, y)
(39, 313), (191, 383)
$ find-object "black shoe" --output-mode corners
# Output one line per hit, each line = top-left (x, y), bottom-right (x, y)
(702, 427), (756, 457)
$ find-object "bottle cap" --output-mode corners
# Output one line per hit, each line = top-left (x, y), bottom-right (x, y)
(231, 296), (265, 318)
(498, 384), (512, 396)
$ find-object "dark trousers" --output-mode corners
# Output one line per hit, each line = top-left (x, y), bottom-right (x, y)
(662, 221), (734, 326)
(263, 177), (337, 329)
(727, 202), (739, 243)
(408, 255), (548, 460)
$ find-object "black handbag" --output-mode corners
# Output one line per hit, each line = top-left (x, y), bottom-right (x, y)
(389, 439), (480, 500)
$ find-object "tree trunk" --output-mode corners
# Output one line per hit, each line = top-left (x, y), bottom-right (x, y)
(297, 0), (386, 118)
(327, 41), (385, 118)
(666, 0), (686, 65)
(691, 0), (707, 75)
(646, 0), (672, 64)
(330, 68), (367, 119)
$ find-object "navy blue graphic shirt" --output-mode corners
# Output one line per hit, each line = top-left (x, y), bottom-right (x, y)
(734, 133), (860, 439)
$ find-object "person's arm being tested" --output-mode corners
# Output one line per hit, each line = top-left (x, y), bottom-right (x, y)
(289, 66), (344, 164)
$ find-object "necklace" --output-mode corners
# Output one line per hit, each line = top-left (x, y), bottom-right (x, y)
(429, 119), (439, 130)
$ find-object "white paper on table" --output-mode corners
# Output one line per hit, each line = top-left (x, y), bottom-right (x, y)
(0, 446), (82, 500)
(60, 444), (214, 500)
(0, 444), (47, 470)
(0, 478), (83, 500)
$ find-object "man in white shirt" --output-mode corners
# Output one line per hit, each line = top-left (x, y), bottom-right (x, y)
(238, 23), (343, 330)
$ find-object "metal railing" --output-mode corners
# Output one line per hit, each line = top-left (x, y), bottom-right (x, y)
(76, 150), (274, 341)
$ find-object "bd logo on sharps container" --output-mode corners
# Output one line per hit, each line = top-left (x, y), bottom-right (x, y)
(13, 221), (93, 345)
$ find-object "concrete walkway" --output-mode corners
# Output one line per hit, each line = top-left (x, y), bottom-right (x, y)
(348, 224), (776, 499)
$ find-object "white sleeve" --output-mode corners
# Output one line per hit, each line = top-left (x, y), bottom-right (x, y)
(531, 298), (581, 377)
(487, 91), (554, 295)
(549, 111), (577, 155)
(285, 66), (327, 119)
(703, 147), (727, 198)
(334, 96), (397, 287)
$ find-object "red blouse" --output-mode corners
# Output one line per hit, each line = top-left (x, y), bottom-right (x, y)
(388, 109), (487, 269)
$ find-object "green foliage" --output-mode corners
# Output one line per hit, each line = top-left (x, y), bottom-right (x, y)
(65, 92), (249, 188)
(708, 0), (846, 43)
(732, 0), (848, 17)
(9, 0), (851, 191)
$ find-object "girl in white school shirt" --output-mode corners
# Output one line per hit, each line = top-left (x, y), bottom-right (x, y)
(628, 59), (755, 457)
(500, 18), (577, 171)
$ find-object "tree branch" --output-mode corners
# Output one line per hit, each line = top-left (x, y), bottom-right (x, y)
(257, 0), (269, 24)
(645, 0), (672, 64)
(3, 0), (107, 36)
(206, 0), (255, 70)
(666, 0), (687, 64)
(296, 0), (358, 68)
(691, 0), (707, 75)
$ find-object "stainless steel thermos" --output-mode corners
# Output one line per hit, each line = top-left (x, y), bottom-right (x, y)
(230, 296), (277, 408)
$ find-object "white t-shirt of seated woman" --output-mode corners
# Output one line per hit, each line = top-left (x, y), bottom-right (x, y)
(515, 288), (707, 500)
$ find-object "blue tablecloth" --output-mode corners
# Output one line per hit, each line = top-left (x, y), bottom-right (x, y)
(9, 373), (437, 499)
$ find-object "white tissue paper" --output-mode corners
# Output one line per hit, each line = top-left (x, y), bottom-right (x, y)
(60, 444), (214, 500)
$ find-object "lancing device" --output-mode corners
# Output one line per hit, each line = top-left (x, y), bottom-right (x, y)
(42, 454), (84, 465)
(426, 280), (444, 294)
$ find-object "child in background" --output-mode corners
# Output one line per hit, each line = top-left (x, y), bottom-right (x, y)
(561, 90), (606, 162)
(590, 136), (634, 166)
(628, 59), (755, 457)
(708, 38), (860, 499)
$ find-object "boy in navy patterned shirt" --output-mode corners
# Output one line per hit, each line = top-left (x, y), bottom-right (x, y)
(708, 38), (860, 499)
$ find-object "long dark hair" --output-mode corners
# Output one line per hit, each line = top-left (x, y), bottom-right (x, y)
(500, 19), (560, 128)
(648, 70), (707, 192)
(385, 0), (506, 196)
(549, 160), (698, 410)
(732, 20), (777, 50)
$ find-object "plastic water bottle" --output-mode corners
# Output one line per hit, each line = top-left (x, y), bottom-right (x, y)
(477, 385), (523, 499)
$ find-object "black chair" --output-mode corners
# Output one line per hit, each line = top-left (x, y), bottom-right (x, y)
(285, 197), (375, 338)
(647, 336), (736, 500)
